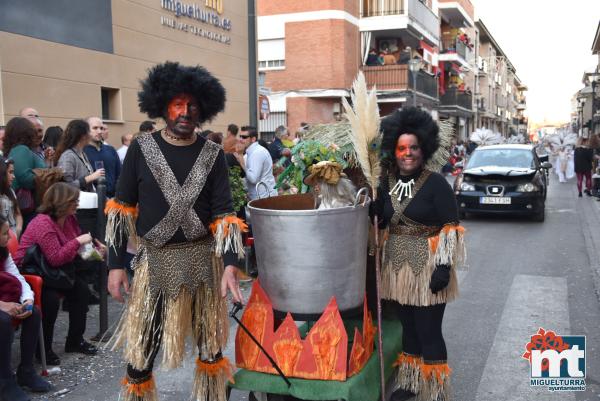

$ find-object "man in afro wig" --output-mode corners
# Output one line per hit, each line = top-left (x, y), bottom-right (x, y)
(138, 61), (226, 124)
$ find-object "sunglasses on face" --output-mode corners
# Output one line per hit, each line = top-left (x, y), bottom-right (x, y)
(239, 135), (250, 139)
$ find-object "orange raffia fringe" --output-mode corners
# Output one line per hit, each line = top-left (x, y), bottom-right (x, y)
(433, 224), (466, 268)
(209, 215), (248, 258)
(120, 375), (157, 401)
(105, 199), (138, 250)
(393, 353), (423, 394)
(393, 352), (423, 368)
(420, 363), (451, 385)
(419, 363), (452, 401)
(196, 357), (235, 383)
(105, 198), (138, 218)
(192, 357), (234, 401)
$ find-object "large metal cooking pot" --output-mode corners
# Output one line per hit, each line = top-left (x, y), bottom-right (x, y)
(247, 190), (370, 318)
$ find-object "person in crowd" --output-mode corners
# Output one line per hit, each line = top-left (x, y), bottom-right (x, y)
(398, 46), (411, 64)
(371, 108), (465, 401)
(139, 120), (156, 134)
(43, 126), (63, 150)
(84, 117), (121, 197)
(382, 49), (397, 65)
(19, 108), (51, 164)
(235, 126), (277, 200)
(0, 158), (23, 238)
(574, 137), (595, 197)
(117, 133), (133, 164)
(207, 131), (223, 145)
(223, 123), (239, 153)
(55, 119), (104, 192)
(4, 117), (47, 228)
(268, 125), (287, 163)
(101, 122), (109, 144)
(15, 183), (102, 365)
(0, 215), (53, 401)
(366, 48), (380, 66)
(105, 62), (244, 401)
(0, 126), (6, 156)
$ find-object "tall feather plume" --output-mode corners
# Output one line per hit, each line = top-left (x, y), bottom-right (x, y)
(342, 72), (382, 198)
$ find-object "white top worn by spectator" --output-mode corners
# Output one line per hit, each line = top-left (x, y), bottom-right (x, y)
(244, 142), (277, 201)
(4, 254), (33, 302)
(117, 145), (128, 163)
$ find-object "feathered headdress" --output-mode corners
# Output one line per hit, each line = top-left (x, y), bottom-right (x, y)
(342, 72), (381, 196)
(544, 129), (577, 152)
(469, 128), (503, 146)
(426, 119), (454, 172)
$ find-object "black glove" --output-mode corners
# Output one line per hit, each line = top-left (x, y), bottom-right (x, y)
(429, 264), (451, 294)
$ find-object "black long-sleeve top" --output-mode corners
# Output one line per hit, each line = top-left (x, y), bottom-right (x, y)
(574, 147), (594, 173)
(373, 169), (459, 229)
(108, 132), (240, 269)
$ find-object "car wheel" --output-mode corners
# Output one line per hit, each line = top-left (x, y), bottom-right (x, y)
(532, 207), (545, 222)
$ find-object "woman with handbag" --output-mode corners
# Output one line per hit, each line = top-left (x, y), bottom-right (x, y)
(0, 215), (52, 401)
(15, 183), (101, 366)
(3, 118), (46, 229)
(54, 119), (104, 192)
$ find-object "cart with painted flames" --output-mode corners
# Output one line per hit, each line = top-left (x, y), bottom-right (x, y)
(227, 192), (403, 401)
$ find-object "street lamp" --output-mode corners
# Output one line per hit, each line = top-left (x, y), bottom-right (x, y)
(408, 58), (422, 108)
(577, 97), (586, 136)
(588, 73), (600, 135)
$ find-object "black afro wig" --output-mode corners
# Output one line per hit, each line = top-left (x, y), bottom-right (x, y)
(138, 61), (226, 122)
(380, 107), (439, 170)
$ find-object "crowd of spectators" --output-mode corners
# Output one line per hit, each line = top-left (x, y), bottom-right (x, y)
(0, 109), (157, 401)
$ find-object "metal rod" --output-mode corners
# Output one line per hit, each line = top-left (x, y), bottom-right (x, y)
(96, 178), (109, 339)
(373, 214), (386, 401)
(230, 302), (292, 388)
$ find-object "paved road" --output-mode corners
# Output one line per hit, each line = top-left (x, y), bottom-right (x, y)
(21, 174), (600, 400)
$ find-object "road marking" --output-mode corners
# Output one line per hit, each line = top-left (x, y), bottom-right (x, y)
(474, 275), (574, 401)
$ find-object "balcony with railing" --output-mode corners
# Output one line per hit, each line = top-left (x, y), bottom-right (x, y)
(439, 36), (473, 67)
(361, 0), (404, 17)
(440, 87), (473, 111)
(360, 0), (439, 42)
(360, 64), (438, 99)
(438, 0), (474, 27)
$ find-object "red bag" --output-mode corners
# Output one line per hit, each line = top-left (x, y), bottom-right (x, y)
(0, 271), (21, 303)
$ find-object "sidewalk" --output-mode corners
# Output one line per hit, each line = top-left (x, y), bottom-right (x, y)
(574, 178), (600, 303)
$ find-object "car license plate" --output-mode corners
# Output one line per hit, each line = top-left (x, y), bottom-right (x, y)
(480, 196), (511, 205)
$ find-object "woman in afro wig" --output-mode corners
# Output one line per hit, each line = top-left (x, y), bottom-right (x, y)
(371, 107), (466, 401)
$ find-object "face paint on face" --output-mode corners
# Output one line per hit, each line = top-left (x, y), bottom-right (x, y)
(395, 134), (423, 175)
(166, 94), (201, 137)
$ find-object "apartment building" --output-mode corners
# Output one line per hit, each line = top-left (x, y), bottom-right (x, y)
(437, 0), (476, 140)
(257, 0), (526, 141)
(0, 0), (251, 144)
(474, 20), (524, 136)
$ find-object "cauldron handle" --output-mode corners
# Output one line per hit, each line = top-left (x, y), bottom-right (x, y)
(255, 181), (271, 199)
(354, 187), (369, 207)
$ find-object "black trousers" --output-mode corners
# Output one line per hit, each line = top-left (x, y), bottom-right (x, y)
(0, 307), (41, 378)
(395, 303), (447, 362)
(41, 278), (90, 352)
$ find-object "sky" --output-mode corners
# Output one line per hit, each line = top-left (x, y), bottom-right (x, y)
(470, 0), (600, 125)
